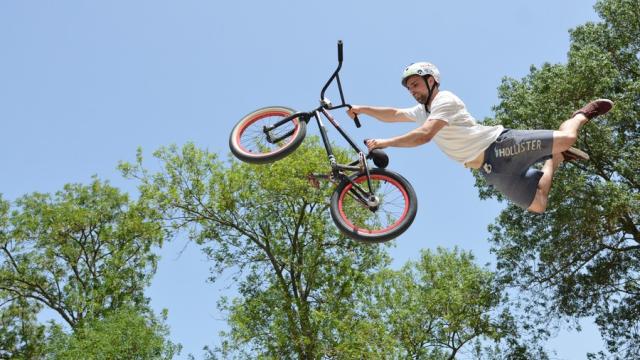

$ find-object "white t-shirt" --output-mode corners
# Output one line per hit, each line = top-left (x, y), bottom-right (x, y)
(399, 90), (504, 164)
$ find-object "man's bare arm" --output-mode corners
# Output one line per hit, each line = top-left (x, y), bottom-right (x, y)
(347, 105), (414, 123)
(366, 119), (447, 149)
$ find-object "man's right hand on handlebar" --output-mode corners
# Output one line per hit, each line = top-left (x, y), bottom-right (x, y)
(346, 105), (364, 120)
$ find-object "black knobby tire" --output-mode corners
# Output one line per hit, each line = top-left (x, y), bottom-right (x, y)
(330, 168), (417, 243)
(229, 106), (307, 164)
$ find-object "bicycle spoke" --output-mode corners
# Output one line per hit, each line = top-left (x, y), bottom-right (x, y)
(238, 114), (299, 155)
(339, 176), (409, 233)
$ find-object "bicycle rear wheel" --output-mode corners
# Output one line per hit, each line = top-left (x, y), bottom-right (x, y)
(330, 168), (417, 243)
(229, 106), (306, 164)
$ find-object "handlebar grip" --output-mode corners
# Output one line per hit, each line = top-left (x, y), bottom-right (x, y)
(337, 40), (343, 62)
(354, 114), (361, 128)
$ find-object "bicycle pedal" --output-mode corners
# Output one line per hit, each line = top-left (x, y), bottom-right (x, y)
(307, 173), (332, 189)
(306, 175), (321, 189)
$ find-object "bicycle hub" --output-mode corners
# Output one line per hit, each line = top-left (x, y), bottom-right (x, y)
(367, 195), (380, 211)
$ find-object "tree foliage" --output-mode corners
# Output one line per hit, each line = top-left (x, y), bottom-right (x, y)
(474, 0), (639, 357)
(123, 138), (539, 358)
(0, 180), (178, 358)
(361, 247), (546, 360)
(45, 307), (180, 360)
(0, 179), (164, 327)
(0, 294), (46, 360)
(122, 138), (393, 358)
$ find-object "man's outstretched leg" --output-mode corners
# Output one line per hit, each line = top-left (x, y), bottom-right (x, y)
(527, 99), (613, 213)
(528, 153), (563, 213)
(551, 99), (614, 155)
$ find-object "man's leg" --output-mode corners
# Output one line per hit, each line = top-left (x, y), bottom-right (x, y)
(527, 99), (613, 213)
(552, 99), (614, 154)
(551, 114), (588, 154)
(528, 153), (563, 213)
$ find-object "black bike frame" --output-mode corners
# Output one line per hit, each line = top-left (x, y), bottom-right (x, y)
(312, 107), (374, 201)
(265, 41), (374, 197)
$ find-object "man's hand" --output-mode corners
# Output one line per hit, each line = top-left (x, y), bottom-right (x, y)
(346, 105), (364, 120)
(365, 139), (389, 151)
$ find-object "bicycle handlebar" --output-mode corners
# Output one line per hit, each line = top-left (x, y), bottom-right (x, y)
(321, 41), (360, 128)
(349, 105), (361, 128)
(338, 41), (360, 127)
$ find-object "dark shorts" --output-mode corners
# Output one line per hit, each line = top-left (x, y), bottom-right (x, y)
(480, 129), (554, 209)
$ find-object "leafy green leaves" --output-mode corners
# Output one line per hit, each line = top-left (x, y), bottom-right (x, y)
(123, 138), (395, 358)
(0, 179), (164, 328)
(122, 136), (541, 358)
(475, 0), (640, 357)
(45, 307), (180, 360)
(0, 179), (177, 359)
(360, 248), (519, 359)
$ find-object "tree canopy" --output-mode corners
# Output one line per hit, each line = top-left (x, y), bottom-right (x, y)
(121, 139), (393, 358)
(361, 247), (545, 360)
(0, 180), (179, 359)
(474, 0), (639, 357)
(122, 139), (540, 358)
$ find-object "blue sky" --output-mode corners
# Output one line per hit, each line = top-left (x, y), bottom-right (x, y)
(1, 1), (604, 358)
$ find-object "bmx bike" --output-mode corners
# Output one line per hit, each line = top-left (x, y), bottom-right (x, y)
(229, 41), (417, 243)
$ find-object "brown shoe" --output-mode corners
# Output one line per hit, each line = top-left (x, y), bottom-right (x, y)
(562, 147), (590, 162)
(572, 99), (614, 120)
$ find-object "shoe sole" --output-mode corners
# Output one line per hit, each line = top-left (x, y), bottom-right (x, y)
(573, 99), (614, 120)
(594, 99), (614, 115)
(564, 147), (590, 161)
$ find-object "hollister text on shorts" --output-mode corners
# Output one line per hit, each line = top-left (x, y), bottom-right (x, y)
(495, 140), (542, 158)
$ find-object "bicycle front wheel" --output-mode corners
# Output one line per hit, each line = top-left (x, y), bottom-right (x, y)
(330, 168), (417, 243)
(229, 106), (307, 164)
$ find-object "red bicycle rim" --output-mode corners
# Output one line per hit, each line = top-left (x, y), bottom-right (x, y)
(236, 110), (300, 157)
(338, 174), (410, 235)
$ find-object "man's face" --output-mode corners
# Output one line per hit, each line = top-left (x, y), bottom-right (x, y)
(405, 75), (429, 104)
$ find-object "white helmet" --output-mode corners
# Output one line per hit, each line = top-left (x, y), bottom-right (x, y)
(401, 62), (440, 87)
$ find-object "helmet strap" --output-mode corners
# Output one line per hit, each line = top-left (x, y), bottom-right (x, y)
(422, 75), (436, 113)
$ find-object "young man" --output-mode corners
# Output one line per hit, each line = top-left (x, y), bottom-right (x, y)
(347, 62), (613, 213)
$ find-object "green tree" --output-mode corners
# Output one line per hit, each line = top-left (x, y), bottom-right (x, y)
(121, 139), (393, 359)
(361, 248), (546, 360)
(0, 295), (46, 360)
(0, 196), (47, 359)
(123, 139), (542, 358)
(474, 0), (639, 357)
(45, 307), (180, 360)
(0, 179), (163, 327)
(0, 180), (179, 358)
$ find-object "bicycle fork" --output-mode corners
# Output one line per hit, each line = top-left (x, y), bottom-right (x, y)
(263, 112), (310, 144)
